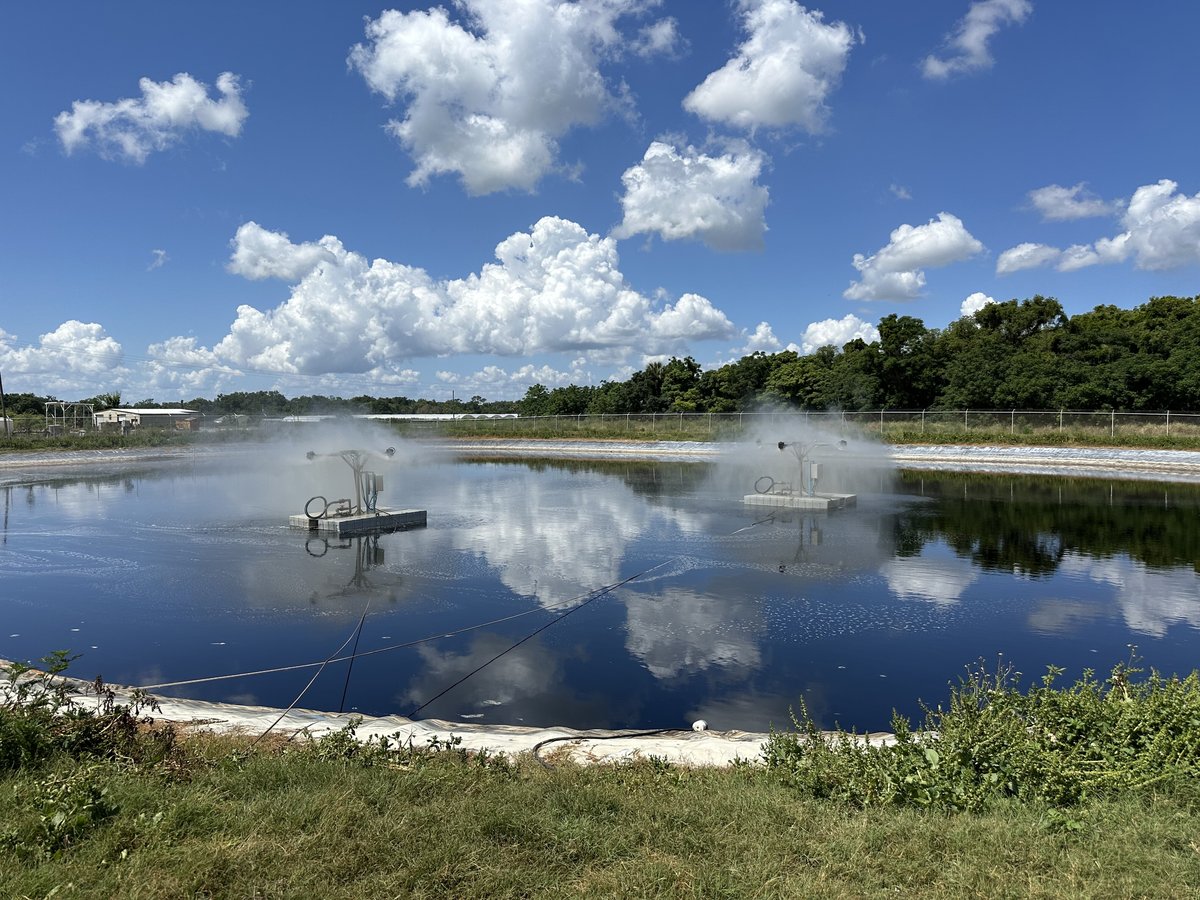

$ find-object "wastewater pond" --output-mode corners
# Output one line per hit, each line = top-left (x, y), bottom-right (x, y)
(2, 448), (1199, 733)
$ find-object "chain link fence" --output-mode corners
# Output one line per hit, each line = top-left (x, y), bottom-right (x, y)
(387, 409), (1200, 441)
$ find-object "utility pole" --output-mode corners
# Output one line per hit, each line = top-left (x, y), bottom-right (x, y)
(0, 368), (8, 436)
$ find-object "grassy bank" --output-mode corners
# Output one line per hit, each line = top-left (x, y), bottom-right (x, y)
(0, 429), (265, 455)
(7, 417), (1200, 454)
(378, 414), (1200, 450)
(4, 655), (1200, 898)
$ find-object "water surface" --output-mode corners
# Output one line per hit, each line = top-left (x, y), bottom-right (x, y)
(3, 448), (1198, 733)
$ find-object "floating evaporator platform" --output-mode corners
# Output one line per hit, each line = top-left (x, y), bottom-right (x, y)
(744, 439), (856, 512)
(289, 508), (427, 536)
(290, 447), (427, 536)
(742, 490), (856, 512)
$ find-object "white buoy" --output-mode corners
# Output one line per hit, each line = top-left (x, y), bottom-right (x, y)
(692, 719), (708, 732)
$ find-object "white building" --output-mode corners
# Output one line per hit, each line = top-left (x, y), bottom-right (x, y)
(94, 408), (198, 430)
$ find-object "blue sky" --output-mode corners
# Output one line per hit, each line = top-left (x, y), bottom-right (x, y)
(2, 0), (1198, 402)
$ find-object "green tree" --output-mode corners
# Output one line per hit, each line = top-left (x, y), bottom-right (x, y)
(81, 392), (122, 410)
(545, 384), (593, 415)
(619, 362), (668, 413)
(764, 348), (836, 408)
(518, 384), (552, 417)
(660, 356), (703, 411)
(937, 298), (1066, 409)
(877, 314), (942, 408)
(828, 339), (882, 409)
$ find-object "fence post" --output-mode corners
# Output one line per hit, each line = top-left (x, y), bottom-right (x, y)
(1166, 410), (1171, 437)
(921, 408), (926, 434)
(1059, 409), (1063, 432)
(1011, 409), (1015, 435)
(1111, 409), (1115, 439)
(880, 408), (884, 434)
(964, 408), (968, 428)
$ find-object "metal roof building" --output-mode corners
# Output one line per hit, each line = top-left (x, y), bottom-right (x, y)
(94, 408), (198, 429)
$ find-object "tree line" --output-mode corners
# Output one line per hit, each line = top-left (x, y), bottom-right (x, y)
(518, 294), (1200, 415)
(6, 294), (1199, 420)
(2, 390), (520, 420)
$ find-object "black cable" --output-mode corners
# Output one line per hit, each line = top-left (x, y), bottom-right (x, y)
(137, 581), (621, 690)
(138, 511), (780, 695)
(250, 596), (372, 747)
(407, 563), (668, 718)
(532, 728), (680, 769)
(338, 599), (372, 714)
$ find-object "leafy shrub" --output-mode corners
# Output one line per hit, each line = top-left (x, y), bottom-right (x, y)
(1, 652), (176, 772)
(764, 655), (1200, 811)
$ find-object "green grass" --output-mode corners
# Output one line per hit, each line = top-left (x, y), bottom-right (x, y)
(7, 745), (1200, 898)
(4, 655), (1200, 898)
(0, 428), (267, 454)
(875, 424), (1200, 450)
(5, 413), (1200, 452)
(378, 416), (1200, 450)
(4, 740), (1200, 899)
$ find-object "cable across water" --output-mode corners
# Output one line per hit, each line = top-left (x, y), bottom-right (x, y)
(134, 512), (779, 712)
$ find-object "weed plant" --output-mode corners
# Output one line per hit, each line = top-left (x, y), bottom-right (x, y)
(764, 654), (1200, 812)
(1, 654), (179, 859)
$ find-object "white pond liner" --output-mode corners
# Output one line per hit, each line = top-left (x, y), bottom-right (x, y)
(889, 444), (1200, 482)
(0, 665), (899, 766)
(445, 439), (1200, 482)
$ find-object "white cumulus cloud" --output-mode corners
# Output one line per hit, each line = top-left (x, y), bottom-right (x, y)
(438, 361), (587, 391)
(741, 321), (783, 354)
(1028, 182), (1114, 221)
(349, 1), (668, 195)
(844, 212), (983, 301)
(996, 241), (1060, 275)
(196, 216), (735, 379)
(632, 17), (685, 58)
(0, 322), (126, 395)
(800, 314), (879, 353)
(683, 0), (857, 133)
(612, 140), (769, 251)
(1055, 235), (1130, 272)
(54, 72), (248, 163)
(1001, 179), (1200, 275)
(143, 337), (243, 395)
(922, 0), (1031, 80)
(960, 291), (995, 317)
(1119, 179), (1200, 270)
(227, 222), (339, 281)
